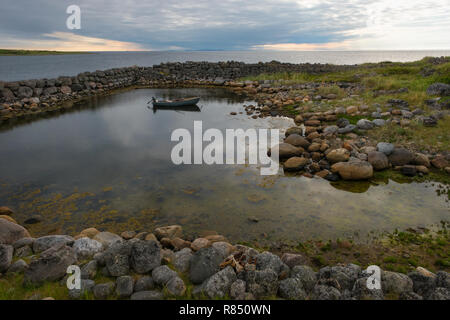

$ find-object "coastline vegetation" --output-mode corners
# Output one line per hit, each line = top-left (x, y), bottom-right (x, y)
(0, 49), (93, 56)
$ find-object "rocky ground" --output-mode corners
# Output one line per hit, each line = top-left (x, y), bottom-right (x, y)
(0, 211), (449, 300)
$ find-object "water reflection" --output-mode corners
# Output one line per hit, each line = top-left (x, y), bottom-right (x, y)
(0, 88), (448, 243)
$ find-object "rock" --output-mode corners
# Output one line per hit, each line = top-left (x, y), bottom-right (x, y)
(245, 269), (279, 299)
(431, 156), (449, 169)
(33, 235), (74, 253)
(382, 271), (413, 295)
(427, 83), (450, 96)
(356, 119), (374, 130)
(323, 125), (339, 135)
(93, 232), (122, 248)
(413, 153), (430, 167)
(134, 276), (154, 292)
(104, 241), (132, 277)
(130, 240), (161, 274)
(401, 165), (417, 176)
(173, 247), (193, 273)
(68, 279), (95, 299)
(24, 245), (77, 285)
(368, 151), (389, 170)
(230, 280), (247, 300)
(120, 231), (136, 240)
(167, 276), (186, 296)
(331, 160), (373, 180)
(0, 215), (16, 224)
(399, 291), (423, 300)
(326, 148), (350, 163)
(154, 225), (182, 240)
(0, 244), (14, 272)
(152, 265), (177, 286)
(93, 282), (115, 300)
(290, 265), (317, 293)
(116, 276), (134, 298)
(81, 260), (97, 279)
(336, 118), (350, 128)
(12, 237), (34, 249)
(283, 157), (308, 171)
(312, 284), (341, 300)
(284, 134), (310, 148)
(7, 259), (28, 273)
(318, 264), (361, 291)
(408, 267), (436, 298)
(203, 266), (237, 298)
(346, 106), (358, 114)
(144, 233), (157, 241)
(294, 115), (304, 124)
(73, 237), (104, 259)
(416, 165), (429, 174)
(435, 271), (450, 289)
(0, 219), (31, 245)
(422, 117), (438, 127)
(279, 278), (307, 300)
(78, 227), (100, 239)
(0, 207), (14, 215)
(337, 124), (356, 134)
(281, 253), (307, 269)
(171, 237), (191, 250)
(377, 142), (395, 156)
(14, 245), (33, 258)
(189, 247), (226, 284)
(191, 238), (210, 251)
(211, 242), (235, 257)
(429, 287), (450, 300)
(388, 148), (413, 166)
(273, 143), (303, 159)
(352, 277), (384, 300)
(372, 119), (386, 127)
(255, 251), (287, 276)
(130, 290), (163, 300)
(24, 214), (43, 224)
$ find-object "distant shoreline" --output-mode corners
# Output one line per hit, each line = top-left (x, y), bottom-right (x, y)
(0, 49), (94, 56)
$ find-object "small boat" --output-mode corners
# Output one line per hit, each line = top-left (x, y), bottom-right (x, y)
(152, 105), (201, 113)
(150, 96), (200, 107)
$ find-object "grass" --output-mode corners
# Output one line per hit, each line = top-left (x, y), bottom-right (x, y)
(0, 49), (93, 56)
(0, 274), (69, 300)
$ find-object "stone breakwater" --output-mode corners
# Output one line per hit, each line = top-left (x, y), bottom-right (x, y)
(0, 61), (353, 121)
(0, 215), (449, 300)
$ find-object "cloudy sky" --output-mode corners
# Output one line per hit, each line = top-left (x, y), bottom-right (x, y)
(1, 0), (449, 51)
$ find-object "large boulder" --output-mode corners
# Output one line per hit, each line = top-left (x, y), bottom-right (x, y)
(73, 237), (104, 260)
(151, 265), (177, 286)
(290, 265), (317, 293)
(278, 277), (307, 300)
(103, 241), (132, 277)
(115, 276), (134, 298)
(331, 161), (374, 180)
(256, 251), (288, 277)
(318, 264), (361, 291)
(312, 284), (341, 300)
(0, 219), (31, 245)
(408, 267), (436, 298)
(154, 225), (182, 240)
(376, 142), (395, 156)
(202, 266), (237, 298)
(93, 232), (122, 248)
(427, 83), (450, 96)
(33, 235), (74, 253)
(326, 148), (350, 163)
(189, 247), (226, 284)
(0, 244), (14, 272)
(368, 151), (389, 170)
(284, 134), (310, 148)
(281, 253), (307, 269)
(272, 143), (303, 159)
(130, 240), (161, 274)
(356, 119), (374, 130)
(382, 271), (413, 295)
(166, 276), (186, 296)
(245, 269), (279, 299)
(173, 247), (193, 273)
(24, 245), (77, 285)
(388, 148), (413, 166)
(283, 157), (308, 171)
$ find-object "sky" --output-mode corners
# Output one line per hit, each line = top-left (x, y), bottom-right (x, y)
(0, 0), (449, 51)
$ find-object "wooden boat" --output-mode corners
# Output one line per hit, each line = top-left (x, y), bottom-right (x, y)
(152, 105), (201, 113)
(151, 97), (200, 107)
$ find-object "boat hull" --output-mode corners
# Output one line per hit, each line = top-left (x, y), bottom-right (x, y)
(152, 97), (200, 107)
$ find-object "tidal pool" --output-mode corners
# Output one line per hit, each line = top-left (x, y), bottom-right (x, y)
(0, 88), (448, 243)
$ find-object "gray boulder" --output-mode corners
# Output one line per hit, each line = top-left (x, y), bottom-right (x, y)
(381, 271), (413, 295)
(408, 269), (436, 298)
(203, 266), (237, 299)
(368, 151), (389, 170)
(0, 244), (14, 272)
(337, 124), (356, 134)
(427, 83), (450, 96)
(173, 247), (193, 273)
(428, 287), (450, 300)
(33, 235), (74, 253)
(290, 265), (317, 293)
(73, 237), (104, 260)
(356, 119), (374, 130)
(352, 277), (384, 300)
(377, 142), (395, 156)
(388, 148), (413, 166)
(130, 240), (161, 274)
(312, 284), (341, 300)
(245, 269), (279, 299)
(68, 279), (95, 299)
(152, 265), (177, 286)
(7, 259), (28, 273)
(93, 232), (122, 248)
(278, 277), (307, 300)
(0, 219), (31, 245)
(93, 282), (115, 299)
(104, 241), (132, 277)
(189, 247), (226, 284)
(81, 260), (98, 279)
(166, 276), (186, 296)
(116, 276), (134, 298)
(230, 279), (246, 300)
(24, 245), (77, 285)
(372, 119), (386, 127)
(255, 251), (288, 277)
(318, 264), (360, 291)
(435, 271), (450, 289)
(134, 276), (154, 292)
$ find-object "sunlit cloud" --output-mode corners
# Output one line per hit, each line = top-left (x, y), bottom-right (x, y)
(1, 32), (146, 52)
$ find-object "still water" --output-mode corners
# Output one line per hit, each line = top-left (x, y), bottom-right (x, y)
(0, 88), (448, 243)
(1, 50), (450, 81)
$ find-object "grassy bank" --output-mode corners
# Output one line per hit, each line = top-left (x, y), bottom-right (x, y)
(0, 49), (93, 56)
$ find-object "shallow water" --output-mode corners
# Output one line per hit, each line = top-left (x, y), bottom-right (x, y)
(0, 88), (448, 243)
